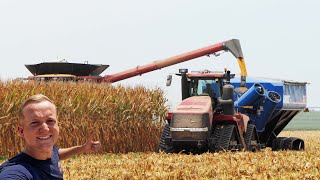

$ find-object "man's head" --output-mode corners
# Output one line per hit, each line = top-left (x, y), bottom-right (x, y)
(19, 94), (56, 121)
(17, 94), (59, 157)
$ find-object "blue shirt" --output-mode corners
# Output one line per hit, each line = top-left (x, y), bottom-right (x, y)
(0, 146), (63, 180)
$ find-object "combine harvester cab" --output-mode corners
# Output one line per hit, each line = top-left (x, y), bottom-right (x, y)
(232, 77), (307, 150)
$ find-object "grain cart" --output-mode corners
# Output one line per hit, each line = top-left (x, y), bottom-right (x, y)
(231, 77), (307, 151)
(24, 39), (306, 152)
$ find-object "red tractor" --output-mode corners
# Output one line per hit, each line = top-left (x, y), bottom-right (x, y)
(158, 69), (260, 153)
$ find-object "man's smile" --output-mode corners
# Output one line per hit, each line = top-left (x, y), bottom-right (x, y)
(37, 135), (52, 140)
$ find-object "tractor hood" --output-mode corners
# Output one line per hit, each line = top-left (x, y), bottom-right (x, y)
(173, 96), (213, 115)
(171, 96), (214, 130)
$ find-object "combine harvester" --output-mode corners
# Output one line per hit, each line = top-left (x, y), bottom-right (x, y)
(25, 39), (307, 153)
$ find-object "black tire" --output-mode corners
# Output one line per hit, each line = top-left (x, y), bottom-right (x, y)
(272, 137), (287, 151)
(272, 137), (304, 151)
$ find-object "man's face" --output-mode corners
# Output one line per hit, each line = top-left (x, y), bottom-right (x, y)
(18, 101), (59, 153)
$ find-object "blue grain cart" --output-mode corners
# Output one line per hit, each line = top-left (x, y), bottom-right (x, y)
(231, 77), (307, 150)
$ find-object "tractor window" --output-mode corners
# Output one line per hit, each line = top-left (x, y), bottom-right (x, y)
(190, 80), (199, 96)
(197, 80), (221, 97)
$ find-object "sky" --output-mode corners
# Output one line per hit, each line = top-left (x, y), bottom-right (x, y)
(0, 0), (319, 109)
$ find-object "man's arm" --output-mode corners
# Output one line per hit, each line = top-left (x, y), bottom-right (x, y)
(58, 136), (101, 160)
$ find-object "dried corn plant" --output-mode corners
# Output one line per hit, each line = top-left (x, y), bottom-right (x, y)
(0, 80), (167, 157)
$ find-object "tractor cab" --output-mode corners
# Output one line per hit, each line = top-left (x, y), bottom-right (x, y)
(167, 68), (235, 110)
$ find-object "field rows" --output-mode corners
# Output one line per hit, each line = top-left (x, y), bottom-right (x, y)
(2, 131), (319, 179)
(61, 131), (320, 179)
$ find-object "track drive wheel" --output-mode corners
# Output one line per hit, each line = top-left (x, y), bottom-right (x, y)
(209, 124), (243, 152)
(158, 124), (177, 153)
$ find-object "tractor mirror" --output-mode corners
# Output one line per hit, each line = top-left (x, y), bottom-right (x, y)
(166, 75), (172, 86)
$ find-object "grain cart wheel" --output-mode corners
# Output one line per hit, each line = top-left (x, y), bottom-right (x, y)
(158, 124), (177, 153)
(244, 124), (261, 152)
(288, 137), (305, 150)
(271, 137), (287, 151)
(210, 124), (243, 152)
(272, 137), (304, 151)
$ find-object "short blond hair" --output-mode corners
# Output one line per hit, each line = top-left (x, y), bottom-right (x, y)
(19, 94), (56, 120)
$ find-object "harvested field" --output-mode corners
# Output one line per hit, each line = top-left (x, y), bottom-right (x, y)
(1, 131), (319, 179)
(49, 131), (320, 179)
(60, 131), (320, 179)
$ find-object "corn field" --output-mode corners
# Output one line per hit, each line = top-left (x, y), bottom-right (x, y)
(0, 80), (168, 157)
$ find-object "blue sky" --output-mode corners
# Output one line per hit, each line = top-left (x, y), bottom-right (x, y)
(0, 0), (319, 108)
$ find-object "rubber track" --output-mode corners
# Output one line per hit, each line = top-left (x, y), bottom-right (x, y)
(216, 124), (235, 151)
(244, 124), (255, 151)
(158, 124), (176, 153)
(244, 124), (260, 151)
(209, 125), (223, 152)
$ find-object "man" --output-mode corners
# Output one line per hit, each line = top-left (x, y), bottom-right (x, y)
(0, 94), (101, 179)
